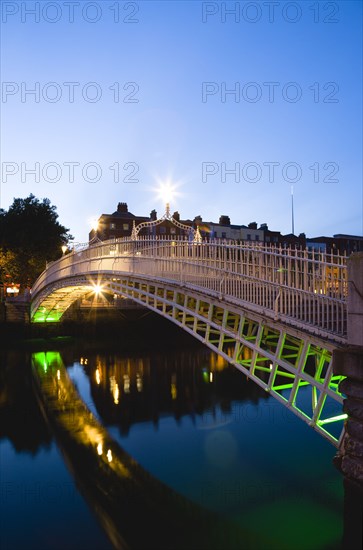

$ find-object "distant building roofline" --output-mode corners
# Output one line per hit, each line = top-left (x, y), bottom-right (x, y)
(333, 234), (363, 240)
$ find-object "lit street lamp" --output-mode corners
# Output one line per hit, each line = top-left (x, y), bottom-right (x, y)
(131, 181), (201, 242)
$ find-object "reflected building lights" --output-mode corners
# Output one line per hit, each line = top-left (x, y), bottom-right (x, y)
(171, 383), (177, 400)
(67, 347), (283, 442)
(57, 370), (60, 380)
(107, 449), (113, 462)
(123, 374), (130, 393)
(97, 442), (103, 456)
(171, 374), (177, 399)
(209, 354), (227, 371)
(110, 376), (120, 404)
(136, 373), (143, 392)
(113, 383), (120, 405)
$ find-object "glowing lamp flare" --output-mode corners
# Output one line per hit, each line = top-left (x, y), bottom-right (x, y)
(93, 284), (103, 296)
(156, 183), (176, 204)
(90, 217), (99, 231)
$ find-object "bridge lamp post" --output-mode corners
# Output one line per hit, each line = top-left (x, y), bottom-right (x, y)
(93, 284), (102, 296)
(158, 185), (174, 226)
(157, 182), (175, 212)
(131, 181), (201, 243)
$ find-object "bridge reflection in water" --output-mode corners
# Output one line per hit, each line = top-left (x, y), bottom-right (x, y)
(32, 351), (273, 550)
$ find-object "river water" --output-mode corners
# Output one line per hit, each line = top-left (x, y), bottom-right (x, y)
(0, 314), (345, 549)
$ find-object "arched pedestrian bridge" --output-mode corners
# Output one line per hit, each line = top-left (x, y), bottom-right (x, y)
(31, 237), (349, 447)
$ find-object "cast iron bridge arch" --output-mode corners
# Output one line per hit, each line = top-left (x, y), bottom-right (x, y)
(30, 237), (349, 447)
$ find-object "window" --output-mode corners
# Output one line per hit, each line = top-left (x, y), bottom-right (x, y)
(247, 234), (251, 240)
(123, 223), (129, 230)
(222, 232), (226, 238)
(159, 227), (166, 234)
(255, 235), (259, 241)
(110, 223), (116, 230)
(170, 228), (176, 235)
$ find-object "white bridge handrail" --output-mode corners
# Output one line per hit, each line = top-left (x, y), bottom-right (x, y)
(31, 236), (348, 338)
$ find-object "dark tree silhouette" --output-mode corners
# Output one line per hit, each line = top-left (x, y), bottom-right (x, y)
(0, 194), (72, 287)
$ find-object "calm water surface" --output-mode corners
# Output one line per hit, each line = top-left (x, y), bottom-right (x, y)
(0, 320), (344, 550)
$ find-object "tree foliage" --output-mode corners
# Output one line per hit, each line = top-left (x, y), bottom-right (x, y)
(0, 194), (72, 287)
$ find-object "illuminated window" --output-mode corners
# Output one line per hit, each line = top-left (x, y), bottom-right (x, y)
(123, 223), (129, 230)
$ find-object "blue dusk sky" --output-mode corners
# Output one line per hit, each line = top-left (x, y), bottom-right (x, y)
(0, 0), (362, 243)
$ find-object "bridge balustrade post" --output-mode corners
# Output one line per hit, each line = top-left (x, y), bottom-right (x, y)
(333, 252), (363, 544)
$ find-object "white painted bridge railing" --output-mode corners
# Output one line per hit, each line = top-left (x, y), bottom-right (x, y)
(32, 237), (348, 341)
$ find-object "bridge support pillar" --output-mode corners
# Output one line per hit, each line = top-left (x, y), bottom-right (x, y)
(333, 252), (363, 491)
(334, 347), (363, 488)
(333, 253), (363, 547)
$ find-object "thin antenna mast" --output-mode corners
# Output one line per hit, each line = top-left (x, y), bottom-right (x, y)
(291, 185), (295, 235)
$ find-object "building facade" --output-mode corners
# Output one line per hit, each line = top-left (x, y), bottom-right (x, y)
(89, 201), (362, 256)
(89, 203), (194, 241)
(89, 202), (148, 241)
